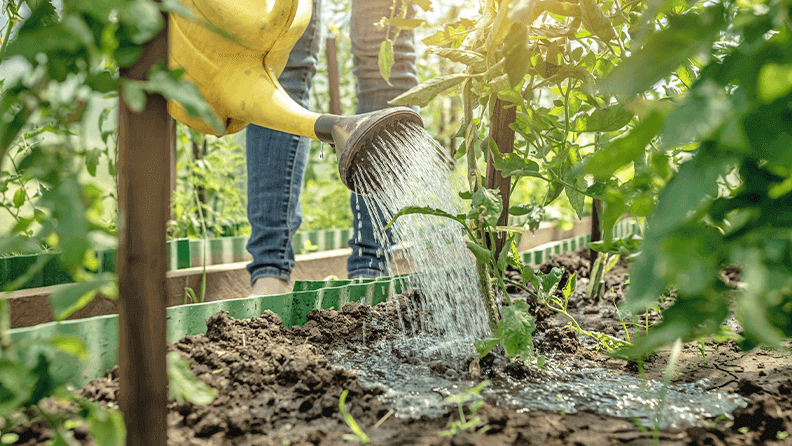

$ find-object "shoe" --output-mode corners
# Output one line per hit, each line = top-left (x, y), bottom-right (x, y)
(250, 276), (289, 296)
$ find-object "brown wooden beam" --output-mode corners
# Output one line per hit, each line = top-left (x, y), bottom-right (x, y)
(326, 36), (342, 115)
(117, 7), (170, 446)
(486, 97), (516, 256)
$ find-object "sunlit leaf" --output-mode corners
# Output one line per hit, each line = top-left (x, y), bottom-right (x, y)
(389, 73), (469, 107)
(388, 17), (425, 30)
(597, 6), (727, 96)
(378, 39), (394, 86)
(585, 112), (664, 181)
(429, 48), (485, 70)
(573, 105), (633, 132)
(579, 0), (615, 42)
(503, 24), (528, 87)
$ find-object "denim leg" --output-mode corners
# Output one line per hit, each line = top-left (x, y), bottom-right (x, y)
(246, 0), (322, 285)
(347, 0), (419, 279)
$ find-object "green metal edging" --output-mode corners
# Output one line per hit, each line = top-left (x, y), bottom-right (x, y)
(520, 218), (639, 265)
(7, 275), (409, 389)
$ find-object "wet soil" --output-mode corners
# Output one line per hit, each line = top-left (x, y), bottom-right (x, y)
(11, 249), (792, 445)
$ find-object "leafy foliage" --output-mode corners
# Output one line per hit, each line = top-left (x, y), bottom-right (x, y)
(0, 0), (222, 441)
(589, 0), (792, 355)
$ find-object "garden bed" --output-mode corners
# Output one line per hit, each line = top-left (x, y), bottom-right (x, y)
(11, 249), (792, 446)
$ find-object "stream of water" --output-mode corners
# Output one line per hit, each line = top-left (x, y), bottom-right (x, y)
(350, 122), (490, 356)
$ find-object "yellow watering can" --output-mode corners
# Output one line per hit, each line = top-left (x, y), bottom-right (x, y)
(168, 0), (422, 193)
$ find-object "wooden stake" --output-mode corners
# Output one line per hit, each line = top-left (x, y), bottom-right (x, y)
(117, 6), (170, 446)
(589, 198), (602, 264)
(486, 98), (516, 256)
(326, 36), (342, 115)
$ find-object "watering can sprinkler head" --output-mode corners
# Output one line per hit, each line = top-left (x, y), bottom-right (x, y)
(314, 107), (423, 195)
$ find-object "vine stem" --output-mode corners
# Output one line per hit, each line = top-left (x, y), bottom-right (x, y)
(503, 278), (630, 351)
(0, 1), (21, 62)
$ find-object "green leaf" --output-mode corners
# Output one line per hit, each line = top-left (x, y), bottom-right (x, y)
(579, 0), (615, 42)
(539, 267), (564, 298)
(562, 272), (577, 301)
(503, 23), (529, 87)
(12, 188), (25, 208)
(466, 241), (493, 265)
(49, 275), (114, 321)
(119, 0), (164, 44)
(0, 360), (34, 417)
(500, 301), (536, 359)
(389, 73), (469, 107)
(573, 105), (633, 132)
(468, 187), (503, 228)
(757, 64), (792, 103)
(474, 336), (501, 358)
(122, 81), (147, 113)
(378, 39), (394, 86)
(144, 65), (223, 133)
(388, 17), (425, 30)
(86, 402), (126, 446)
(597, 6), (726, 97)
(167, 352), (216, 405)
(384, 206), (466, 230)
(430, 48), (486, 70)
(585, 112), (664, 181)
(43, 336), (89, 361)
(86, 71), (118, 94)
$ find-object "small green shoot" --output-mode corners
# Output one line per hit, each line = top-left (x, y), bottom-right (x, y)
(506, 266), (630, 352)
(167, 352), (216, 405)
(339, 390), (370, 444)
(438, 380), (491, 437)
(633, 338), (683, 445)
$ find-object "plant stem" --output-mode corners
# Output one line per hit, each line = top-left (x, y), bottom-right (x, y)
(503, 278), (629, 350)
(477, 260), (498, 333)
(0, 3), (19, 63)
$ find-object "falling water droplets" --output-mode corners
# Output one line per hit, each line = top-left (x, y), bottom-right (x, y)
(351, 122), (490, 357)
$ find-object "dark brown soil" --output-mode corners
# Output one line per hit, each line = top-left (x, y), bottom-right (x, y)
(11, 249), (792, 445)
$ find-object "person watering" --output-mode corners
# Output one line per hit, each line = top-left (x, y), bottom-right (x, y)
(245, 0), (419, 296)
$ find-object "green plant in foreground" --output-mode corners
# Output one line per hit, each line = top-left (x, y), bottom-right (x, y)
(631, 338), (683, 446)
(438, 380), (491, 437)
(167, 352), (216, 405)
(339, 390), (371, 444)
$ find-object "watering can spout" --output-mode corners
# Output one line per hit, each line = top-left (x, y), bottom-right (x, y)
(313, 107), (423, 194)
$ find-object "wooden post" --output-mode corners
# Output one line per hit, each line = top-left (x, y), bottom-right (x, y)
(486, 98), (516, 256)
(117, 6), (170, 446)
(589, 198), (602, 264)
(326, 36), (342, 115)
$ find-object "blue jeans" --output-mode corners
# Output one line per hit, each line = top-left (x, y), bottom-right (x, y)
(246, 0), (418, 284)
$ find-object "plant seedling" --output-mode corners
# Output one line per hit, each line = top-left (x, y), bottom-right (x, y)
(339, 390), (370, 444)
(438, 380), (492, 437)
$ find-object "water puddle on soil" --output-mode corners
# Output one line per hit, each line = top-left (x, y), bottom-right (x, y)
(328, 335), (748, 430)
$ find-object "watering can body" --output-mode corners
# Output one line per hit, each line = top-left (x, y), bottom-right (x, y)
(168, 0), (321, 137)
(167, 0), (424, 194)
